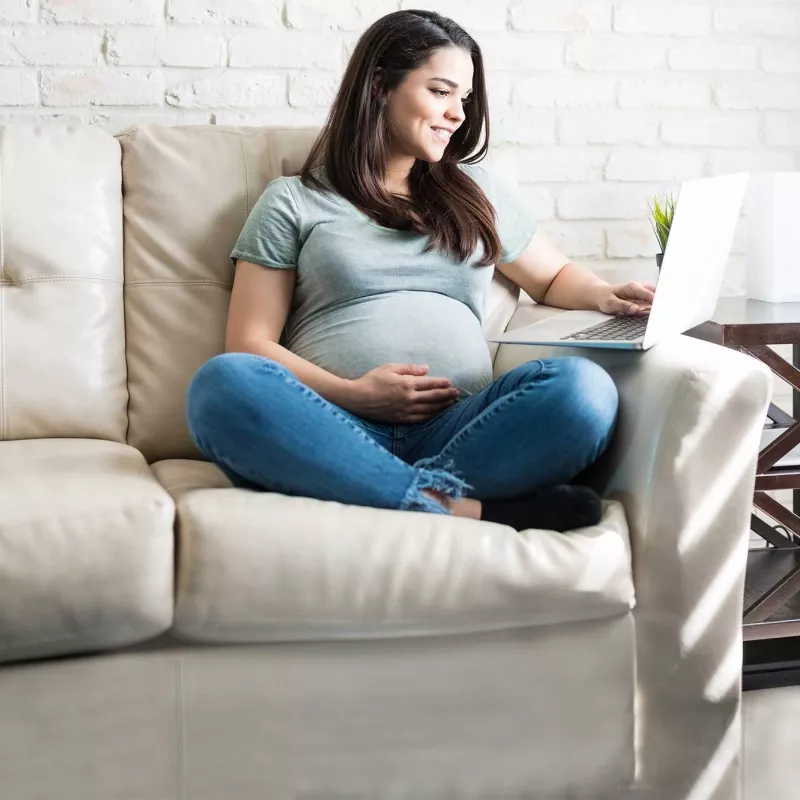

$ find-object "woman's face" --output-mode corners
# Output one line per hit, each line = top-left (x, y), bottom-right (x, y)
(382, 46), (474, 163)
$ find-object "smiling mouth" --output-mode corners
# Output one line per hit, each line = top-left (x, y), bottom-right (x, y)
(431, 127), (452, 143)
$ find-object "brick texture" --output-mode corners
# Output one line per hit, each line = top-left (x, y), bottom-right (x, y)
(0, 0), (796, 280)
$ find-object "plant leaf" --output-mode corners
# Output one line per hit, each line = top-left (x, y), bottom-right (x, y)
(647, 191), (677, 251)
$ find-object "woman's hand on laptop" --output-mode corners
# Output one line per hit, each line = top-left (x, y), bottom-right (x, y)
(595, 282), (656, 316)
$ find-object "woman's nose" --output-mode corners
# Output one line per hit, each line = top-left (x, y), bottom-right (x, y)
(448, 104), (465, 125)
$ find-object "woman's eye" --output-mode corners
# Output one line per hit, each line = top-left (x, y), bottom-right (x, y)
(431, 89), (471, 104)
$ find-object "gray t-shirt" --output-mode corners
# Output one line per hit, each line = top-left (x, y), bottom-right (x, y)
(230, 163), (537, 396)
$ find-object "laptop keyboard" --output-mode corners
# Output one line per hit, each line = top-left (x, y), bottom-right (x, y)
(561, 315), (649, 341)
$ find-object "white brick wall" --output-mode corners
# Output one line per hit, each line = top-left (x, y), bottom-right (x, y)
(0, 0), (797, 283)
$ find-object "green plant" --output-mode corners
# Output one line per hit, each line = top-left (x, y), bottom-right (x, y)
(647, 192), (677, 254)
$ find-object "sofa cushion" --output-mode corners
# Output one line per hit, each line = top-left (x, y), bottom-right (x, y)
(152, 459), (635, 644)
(0, 439), (175, 664)
(117, 124), (524, 464)
(117, 125), (328, 465)
(0, 125), (127, 443)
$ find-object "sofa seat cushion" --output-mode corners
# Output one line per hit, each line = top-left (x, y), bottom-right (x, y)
(153, 459), (635, 645)
(0, 439), (175, 665)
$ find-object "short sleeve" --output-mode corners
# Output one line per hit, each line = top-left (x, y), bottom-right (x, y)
(461, 163), (538, 264)
(230, 177), (300, 269)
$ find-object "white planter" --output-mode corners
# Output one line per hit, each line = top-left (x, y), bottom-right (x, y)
(745, 171), (800, 302)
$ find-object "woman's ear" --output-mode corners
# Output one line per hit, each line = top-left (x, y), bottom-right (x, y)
(371, 67), (386, 101)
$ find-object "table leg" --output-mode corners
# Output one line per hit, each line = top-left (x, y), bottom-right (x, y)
(740, 345), (800, 543)
(742, 345), (800, 474)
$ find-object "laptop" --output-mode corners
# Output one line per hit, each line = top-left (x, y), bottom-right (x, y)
(487, 172), (750, 351)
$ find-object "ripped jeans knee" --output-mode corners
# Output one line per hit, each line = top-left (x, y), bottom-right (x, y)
(399, 455), (475, 515)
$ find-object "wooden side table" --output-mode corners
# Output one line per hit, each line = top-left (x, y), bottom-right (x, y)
(687, 297), (800, 641)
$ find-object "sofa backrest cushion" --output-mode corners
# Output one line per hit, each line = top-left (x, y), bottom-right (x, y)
(0, 125), (127, 443)
(117, 125), (519, 463)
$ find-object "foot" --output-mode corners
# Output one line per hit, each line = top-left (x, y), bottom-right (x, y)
(421, 489), (482, 519)
(480, 485), (603, 532)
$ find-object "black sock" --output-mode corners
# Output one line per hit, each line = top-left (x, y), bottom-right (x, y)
(480, 485), (603, 532)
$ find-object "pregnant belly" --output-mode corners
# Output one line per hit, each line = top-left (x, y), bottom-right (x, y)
(285, 294), (495, 396)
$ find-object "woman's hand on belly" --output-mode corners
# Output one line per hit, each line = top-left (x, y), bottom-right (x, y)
(338, 362), (461, 424)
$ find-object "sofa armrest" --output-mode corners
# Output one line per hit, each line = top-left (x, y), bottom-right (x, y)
(493, 299), (772, 798)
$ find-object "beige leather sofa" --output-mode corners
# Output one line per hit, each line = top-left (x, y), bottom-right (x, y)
(0, 124), (771, 800)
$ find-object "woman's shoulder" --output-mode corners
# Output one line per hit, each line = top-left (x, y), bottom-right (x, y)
(456, 161), (492, 189)
(272, 167), (336, 203)
(267, 172), (308, 195)
(456, 162), (498, 207)
(260, 173), (299, 201)
(457, 161), (489, 176)
(458, 162), (490, 175)
(259, 169), (327, 210)
(256, 167), (349, 229)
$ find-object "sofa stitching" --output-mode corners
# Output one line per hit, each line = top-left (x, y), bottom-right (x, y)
(173, 606), (633, 629)
(636, 370), (690, 569)
(0, 275), (123, 285)
(239, 136), (250, 216)
(0, 623), (161, 651)
(125, 279), (229, 287)
(0, 608), (633, 652)
(0, 278), (228, 288)
(0, 499), (175, 532)
(117, 137), (132, 448)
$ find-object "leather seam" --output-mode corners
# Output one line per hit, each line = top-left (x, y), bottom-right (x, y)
(639, 371), (691, 562)
(0, 502), (175, 532)
(0, 623), (158, 652)
(0, 275), (122, 285)
(173, 607), (633, 628)
(125, 280), (229, 287)
(239, 136), (251, 216)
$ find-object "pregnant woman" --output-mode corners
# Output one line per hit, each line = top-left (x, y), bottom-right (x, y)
(186, 9), (655, 532)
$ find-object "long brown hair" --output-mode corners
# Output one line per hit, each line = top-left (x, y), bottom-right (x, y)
(298, 9), (501, 267)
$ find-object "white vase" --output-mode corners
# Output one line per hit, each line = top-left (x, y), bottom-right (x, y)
(745, 171), (800, 302)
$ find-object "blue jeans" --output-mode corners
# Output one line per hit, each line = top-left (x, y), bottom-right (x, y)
(185, 353), (619, 516)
